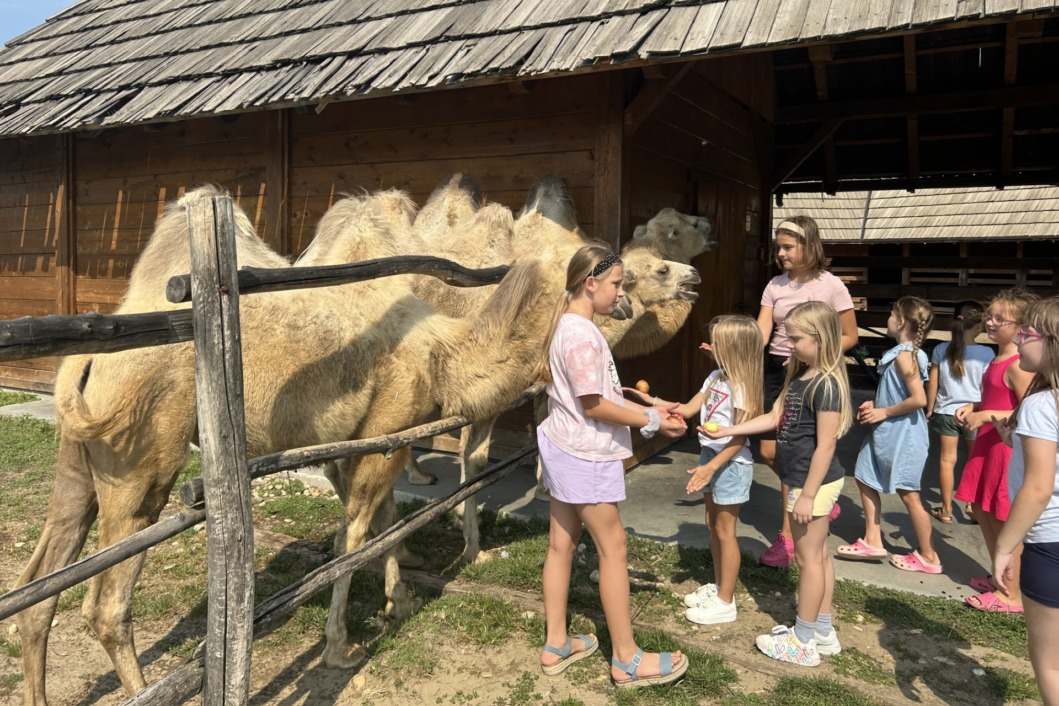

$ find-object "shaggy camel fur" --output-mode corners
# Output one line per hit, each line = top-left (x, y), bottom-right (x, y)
(396, 174), (704, 561)
(13, 186), (551, 706)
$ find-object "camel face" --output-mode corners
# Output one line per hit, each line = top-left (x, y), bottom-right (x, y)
(630, 207), (716, 263)
(619, 249), (701, 308)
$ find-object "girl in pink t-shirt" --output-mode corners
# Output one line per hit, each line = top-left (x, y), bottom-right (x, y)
(536, 243), (687, 689)
(756, 215), (859, 567)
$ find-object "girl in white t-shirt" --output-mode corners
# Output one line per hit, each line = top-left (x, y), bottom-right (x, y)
(994, 296), (1059, 704)
(535, 243), (688, 690)
(925, 300), (992, 524)
(627, 315), (763, 625)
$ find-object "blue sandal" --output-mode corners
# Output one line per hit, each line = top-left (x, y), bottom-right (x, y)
(611, 647), (689, 689)
(541, 634), (598, 676)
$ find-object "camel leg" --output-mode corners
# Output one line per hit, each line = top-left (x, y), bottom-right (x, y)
(370, 487), (423, 616)
(16, 438), (99, 706)
(324, 451), (415, 669)
(531, 396), (551, 502)
(459, 419), (495, 565)
(79, 472), (174, 697)
(334, 458), (424, 569)
(403, 455), (437, 486)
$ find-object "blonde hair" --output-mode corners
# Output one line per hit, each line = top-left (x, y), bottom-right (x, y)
(946, 300), (984, 379)
(533, 242), (621, 383)
(773, 215), (829, 275)
(774, 301), (853, 437)
(705, 315), (764, 424)
(990, 288), (1041, 327)
(1018, 296), (1059, 420)
(892, 296), (934, 365)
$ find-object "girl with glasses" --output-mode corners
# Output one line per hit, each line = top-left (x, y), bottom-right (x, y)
(994, 297), (1059, 702)
(955, 288), (1040, 612)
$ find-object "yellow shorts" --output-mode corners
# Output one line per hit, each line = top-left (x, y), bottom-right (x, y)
(786, 478), (843, 517)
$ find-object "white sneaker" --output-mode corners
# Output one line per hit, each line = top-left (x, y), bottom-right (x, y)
(755, 625), (820, 667)
(685, 595), (737, 625)
(814, 629), (841, 656)
(683, 582), (718, 608)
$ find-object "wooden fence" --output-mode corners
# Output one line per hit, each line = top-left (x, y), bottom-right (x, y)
(0, 196), (540, 705)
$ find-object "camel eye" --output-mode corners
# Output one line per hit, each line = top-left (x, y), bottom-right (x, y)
(657, 265), (669, 277)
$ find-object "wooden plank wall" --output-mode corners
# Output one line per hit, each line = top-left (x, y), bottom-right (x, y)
(286, 74), (601, 255)
(620, 57), (770, 408)
(0, 135), (63, 390)
(73, 114), (270, 313)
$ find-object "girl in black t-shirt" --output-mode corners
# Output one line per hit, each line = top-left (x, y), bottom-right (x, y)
(703, 301), (853, 666)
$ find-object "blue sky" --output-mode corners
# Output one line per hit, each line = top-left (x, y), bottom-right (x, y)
(1, 0), (76, 45)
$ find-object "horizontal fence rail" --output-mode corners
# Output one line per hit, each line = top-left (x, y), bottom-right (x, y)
(165, 256), (511, 303)
(122, 443), (538, 706)
(0, 257), (509, 363)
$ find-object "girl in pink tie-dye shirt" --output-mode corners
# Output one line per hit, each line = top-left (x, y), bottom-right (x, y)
(535, 243), (687, 689)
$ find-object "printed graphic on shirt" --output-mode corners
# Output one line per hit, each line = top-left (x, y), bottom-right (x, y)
(776, 387), (802, 443)
(608, 358), (621, 391)
(703, 385), (731, 423)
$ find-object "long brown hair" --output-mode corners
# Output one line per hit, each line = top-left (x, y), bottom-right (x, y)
(533, 242), (621, 383)
(1012, 296), (1059, 425)
(706, 315), (764, 424)
(946, 300), (984, 379)
(892, 296), (934, 364)
(773, 215), (829, 275)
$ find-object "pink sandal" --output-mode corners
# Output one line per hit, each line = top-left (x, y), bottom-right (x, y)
(835, 539), (887, 561)
(889, 550), (942, 574)
(968, 575), (995, 593)
(965, 591), (1023, 613)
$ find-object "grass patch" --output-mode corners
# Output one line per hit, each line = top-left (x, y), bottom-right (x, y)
(611, 628), (738, 706)
(0, 637), (20, 658)
(981, 665), (1040, 702)
(0, 672), (23, 696)
(833, 582), (1028, 658)
(723, 675), (883, 706)
(0, 391), (36, 407)
(831, 647), (896, 686)
(258, 490), (343, 542)
(0, 417), (57, 522)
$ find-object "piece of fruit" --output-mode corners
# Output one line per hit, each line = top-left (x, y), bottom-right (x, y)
(703, 422), (720, 433)
(669, 414), (683, 422)
(635, 379), (650, 393)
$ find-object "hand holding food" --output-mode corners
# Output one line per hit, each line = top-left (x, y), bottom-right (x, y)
(703, 421), (719, 433)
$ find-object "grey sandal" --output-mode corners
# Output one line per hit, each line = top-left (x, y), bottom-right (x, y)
(541, 634), (598, 676)
(611, 647), (689, 689)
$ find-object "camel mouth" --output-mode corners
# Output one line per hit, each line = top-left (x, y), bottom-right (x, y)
(675, 288), (700, 301)
(676, 271), (701, 300)
(610, 295), (634, 320)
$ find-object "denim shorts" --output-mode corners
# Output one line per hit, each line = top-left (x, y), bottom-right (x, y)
(929, 413), (976, 440)
(699, 447), (753, 505)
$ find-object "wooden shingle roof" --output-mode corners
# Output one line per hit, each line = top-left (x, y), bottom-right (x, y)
(2, 0), (1058, 138)
(774, 186), (1059, 241)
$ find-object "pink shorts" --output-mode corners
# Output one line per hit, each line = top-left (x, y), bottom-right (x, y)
(537, 428), (626, 504)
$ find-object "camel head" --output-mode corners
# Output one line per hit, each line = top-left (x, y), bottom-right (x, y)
(619, 248), (701, 308)
(628, 208), (716, 263)
(414, 173), (483, 240)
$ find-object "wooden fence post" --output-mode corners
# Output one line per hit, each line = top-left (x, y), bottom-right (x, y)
(186, 196), (254, 705)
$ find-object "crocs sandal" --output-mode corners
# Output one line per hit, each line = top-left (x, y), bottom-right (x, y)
(611, 648), (689, 690)
(965, 591), (1023, 613)
(968, 575), (996, 593)
(930, 507), (953, 524)
(890, 550), (943, 574)
(835, 539), (888, 561)
(541, 634), (598, 676)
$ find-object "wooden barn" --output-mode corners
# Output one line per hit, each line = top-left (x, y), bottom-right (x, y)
(2, 1), (1059, 455)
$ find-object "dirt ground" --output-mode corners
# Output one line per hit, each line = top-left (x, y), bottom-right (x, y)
(0, 526), (1037, 706)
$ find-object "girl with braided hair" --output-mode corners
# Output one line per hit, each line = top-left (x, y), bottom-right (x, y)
(837, 297), (942, 573)
(955, 288), (1039, 612)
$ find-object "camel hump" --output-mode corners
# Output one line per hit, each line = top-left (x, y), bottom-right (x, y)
(518, 175), (578, 232)
(431, 173), (483, 206)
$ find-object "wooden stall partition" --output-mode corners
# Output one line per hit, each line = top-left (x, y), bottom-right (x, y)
(73, 114), (270, 314)
(620, 56), (771, 464)
(0, 134), (64, 390)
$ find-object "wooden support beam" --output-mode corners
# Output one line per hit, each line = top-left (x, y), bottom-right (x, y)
(808, 45), (833, 101)
(623, 62), (693, 139)
(1000, 23), (1019, 177)
(54, 134), (75, 316)
(595, 71), (624, 250)
(904, 35), (920, 182)
(264, 109), (289, 255)
(907, 115), (920, 182)
(776, 83), (1059, 124)
(770, 118), (844, 191)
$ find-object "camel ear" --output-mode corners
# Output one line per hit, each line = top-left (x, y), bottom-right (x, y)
(632, 224), (647, 240)
(623, 268), (638, 289)
(667, 226), (679, 240)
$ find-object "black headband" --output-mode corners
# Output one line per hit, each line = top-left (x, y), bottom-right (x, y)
(591, 253), (620, 278)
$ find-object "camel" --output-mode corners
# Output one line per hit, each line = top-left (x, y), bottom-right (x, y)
(387, 174), (705, 561)
(13, 186), (554, 706)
